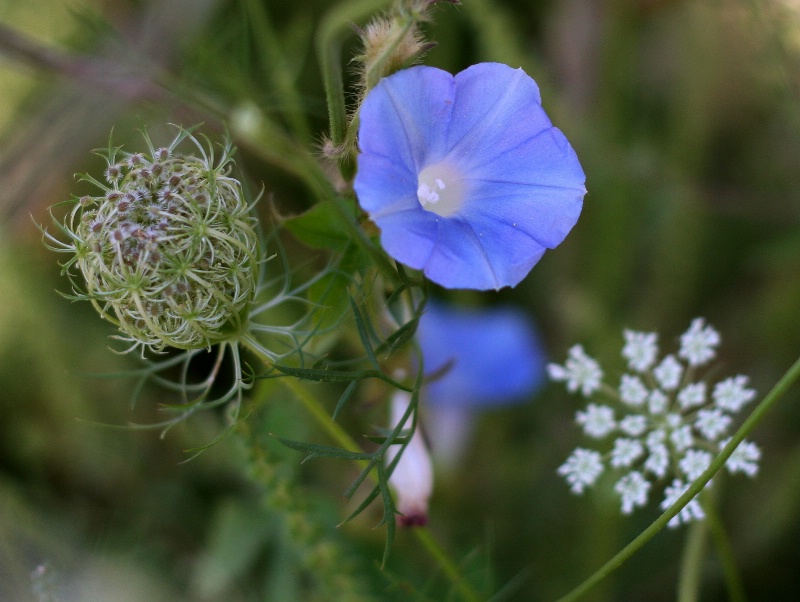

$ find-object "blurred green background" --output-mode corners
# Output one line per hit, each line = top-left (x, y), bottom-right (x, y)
(1, 0), (799, 600)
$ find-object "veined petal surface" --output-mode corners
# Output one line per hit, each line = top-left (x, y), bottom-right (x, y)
(355, 63), (586, 290)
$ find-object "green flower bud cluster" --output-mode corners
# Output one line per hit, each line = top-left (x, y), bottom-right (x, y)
(53, 129), (260, 352)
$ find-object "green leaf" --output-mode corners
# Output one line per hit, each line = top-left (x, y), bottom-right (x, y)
(284, 199), (356, 251)
(271, 435), (373, 461)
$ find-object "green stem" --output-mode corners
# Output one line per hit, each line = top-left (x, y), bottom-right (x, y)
(414, 527), (482, 602)
(556, 355), (800, 602)
(705, 494), (747, 602)
(244, 0), (312, 141)
(239, 334), (482, 601)
(316, 0), (392, 148)
(677, 507), (707, 602)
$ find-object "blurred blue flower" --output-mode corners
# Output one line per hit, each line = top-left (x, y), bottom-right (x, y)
(418, 301), (545, 408)
(354, 62), (586, 290)
(416, 302), (545, 468)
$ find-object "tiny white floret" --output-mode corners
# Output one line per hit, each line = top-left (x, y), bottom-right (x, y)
(654, 354), (683, 390)
(679, 318), (721, 366)
(615, 471), (651, 514)
(558, 448), (605, 494)
(622, 330), (658, 372)
(713, 375), (756, 413)
(575, 403), (616, 439)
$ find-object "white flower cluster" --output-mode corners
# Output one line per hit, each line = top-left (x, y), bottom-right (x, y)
(550, 319), (761, 527)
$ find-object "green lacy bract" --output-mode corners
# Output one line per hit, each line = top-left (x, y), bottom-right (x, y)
(58, 129), (260, 352)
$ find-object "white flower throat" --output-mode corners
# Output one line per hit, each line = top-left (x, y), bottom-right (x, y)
(416, 162), (465, 217)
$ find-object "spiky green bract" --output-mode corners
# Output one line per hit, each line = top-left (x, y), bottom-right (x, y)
(46, 127), (260, 353)
(258, 273), (429, 565)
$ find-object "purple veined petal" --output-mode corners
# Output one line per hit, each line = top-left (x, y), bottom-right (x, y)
(353, 153), (418, 216)
(466, 127), (587, 193)
(446, 63), (548, 164)
(374, 209), (440, 269)
(374, 204), (545, 290)
(426, 216), (547, 290)
(418, 301), (546, 408)
(375, 192), (549, 290)
(354, 62), (586, 290)
(460, 128), (585, 249)
(357, 66), (455, 173)
(461, 186), (584, 251)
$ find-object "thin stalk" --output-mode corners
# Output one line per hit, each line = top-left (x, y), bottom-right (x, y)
(316, 0), (392, 148)
(244, 0), (313, 141)
(676, 510), (706, 602)
(556, 355), (800, 602)
(415, 527), (482, 602)
(239, 334), (483, 601)
(705, 495), (747, 602)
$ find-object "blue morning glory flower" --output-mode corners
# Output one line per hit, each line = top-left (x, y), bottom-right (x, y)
(354, 62), (586, 290)
(418, 301), (546, 408)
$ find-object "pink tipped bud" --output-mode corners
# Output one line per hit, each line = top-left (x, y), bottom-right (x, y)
(386, 392), (433, 527)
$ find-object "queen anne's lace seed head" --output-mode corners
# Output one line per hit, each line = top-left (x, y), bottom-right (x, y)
(550, 319), (761, 525)
(47, 128), (260, 352)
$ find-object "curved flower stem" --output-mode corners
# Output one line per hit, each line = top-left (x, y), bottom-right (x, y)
(316, 0), (392, 149)
(239, 335), (482, 601)
(677, 507), (707, 602)
(556, 355), (800, 602)
(704, 494), (747, 602)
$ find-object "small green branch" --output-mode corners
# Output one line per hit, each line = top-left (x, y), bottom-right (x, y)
(281, 373), (368, 457)
(556, 355), (800, 602)
(241, 335), (482, 601)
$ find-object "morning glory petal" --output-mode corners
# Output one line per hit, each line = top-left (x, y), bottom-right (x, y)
(446, 63), (549, 163)
(353, 153), (418, 217)
(355, 62), (586, 290)
(357, 65), (455, 172)
(418, 302), (545, 407)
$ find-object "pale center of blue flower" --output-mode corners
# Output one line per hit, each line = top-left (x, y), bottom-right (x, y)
(416, 162), (465, 217)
